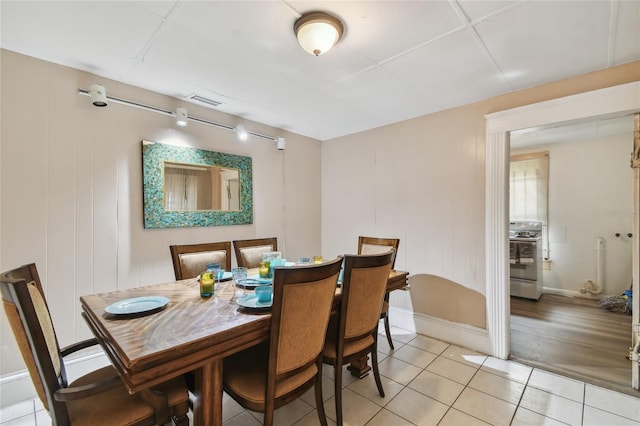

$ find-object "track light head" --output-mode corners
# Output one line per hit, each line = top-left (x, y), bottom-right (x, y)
(175, 107), (188, 127)
(235, 124), (248, 142)
(89, 84), (107, 107)
(276, 137), (286, 150)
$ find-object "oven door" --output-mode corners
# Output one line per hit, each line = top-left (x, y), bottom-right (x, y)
(510, 238), (539, 281)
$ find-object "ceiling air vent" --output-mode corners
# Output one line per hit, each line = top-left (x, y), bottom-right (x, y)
(188, 94), (222, 107)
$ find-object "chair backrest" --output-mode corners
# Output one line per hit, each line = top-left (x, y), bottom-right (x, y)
(233, 237), (278, 269)
(170, 241), (232, 280)
(339, 251), (395, 343)
(1, 263), (69, 423)
(357, 236), (400, 268)
(268, 257), (342, 391)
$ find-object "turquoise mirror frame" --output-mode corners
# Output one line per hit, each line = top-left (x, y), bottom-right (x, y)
(142, 140), (253, 228)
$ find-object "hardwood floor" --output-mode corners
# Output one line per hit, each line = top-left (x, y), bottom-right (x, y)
(510, 293), (639, 397)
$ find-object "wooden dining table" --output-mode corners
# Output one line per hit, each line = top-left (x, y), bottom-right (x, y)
(80, 268), (409, 426)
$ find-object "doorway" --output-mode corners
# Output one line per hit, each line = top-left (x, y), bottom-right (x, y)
(484, 81), (640, 390)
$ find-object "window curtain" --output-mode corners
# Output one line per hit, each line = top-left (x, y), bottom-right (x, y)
(164, 168), (199, 211)
(510, 152), (550, 258)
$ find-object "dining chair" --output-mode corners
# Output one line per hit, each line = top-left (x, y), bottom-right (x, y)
(357, 236), (400, 349)
(223, 257), (343, 426)
(1, 263), (190, 426)
(232, 237), (278, 268)
(170, 241), (232, 280)
(322, 250), (395, 426)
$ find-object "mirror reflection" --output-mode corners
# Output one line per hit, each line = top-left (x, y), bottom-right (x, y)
(164, 162), (240, 211)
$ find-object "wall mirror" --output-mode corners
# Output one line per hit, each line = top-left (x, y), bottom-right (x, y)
(142, 140), (253, 228)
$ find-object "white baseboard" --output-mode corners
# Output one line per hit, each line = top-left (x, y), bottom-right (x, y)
(542, 287), (602, 299)
(389, 307), (492, 356)
(0, 350), (109, 409)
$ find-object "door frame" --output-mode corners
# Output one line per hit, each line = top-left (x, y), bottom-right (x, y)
(485, 81), (640, 388)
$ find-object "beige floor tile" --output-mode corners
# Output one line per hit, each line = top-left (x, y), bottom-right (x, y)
(387, 327), (418, 344)
(323, 387), (381, 425)
(426, 357), (478, 385)
(519, 386), (583, 426)
(321, 364), (359, 388)
(223, 411), (262, 426)
(384, 387), (449, 426)
(511, 407), (567, 426)
(222, 392), (247, 422)
(293, 409), (337, 426)
(584, 383), (640, 421)
(253, 398), (314, 426)
(528, 369), (585, 403)
(391, 344), (438, 368)
(467, 369), (525, 405)
(438, 408), (491, 426)
(347, 373), (405, 407)
(440, 345), (487, 368)
(480, 357), (532, 384)
(365, 408), (415, 426)
(582, 405), (640, 426)
(452, 387), (517, 426)
(407, 335), (449, 355)
(408, 370), (465, 406)
(376, 334), (399, 355)
(300, 375), (335, 407)
(378, 356), (423, 385)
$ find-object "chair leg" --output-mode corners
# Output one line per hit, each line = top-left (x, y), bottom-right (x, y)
(383, 314), (394, 350)
(314, 368), (328, 426)
(334, 364), (343, 426)
(370, 349), (385, 398)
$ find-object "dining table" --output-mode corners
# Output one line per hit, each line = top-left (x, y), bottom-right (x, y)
(80, 267), (409, 426)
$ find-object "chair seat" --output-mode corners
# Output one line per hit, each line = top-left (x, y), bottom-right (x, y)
(68, 366), (189, 426)
(223, 342), (318, 408)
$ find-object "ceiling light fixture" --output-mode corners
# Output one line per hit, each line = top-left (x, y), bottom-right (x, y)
(89, 84), (107, 107)
(294, 12), (344, 56)
(175, 107), (188, 127)
(235, 124), (248, 142)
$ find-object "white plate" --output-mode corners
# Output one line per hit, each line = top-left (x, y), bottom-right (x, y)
(246, 275), (273, 284)
(236, 294), (272, 309)
(105, 296), (169, 315)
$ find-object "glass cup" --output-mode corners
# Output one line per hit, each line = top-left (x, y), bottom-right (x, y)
(232, 267), (248, 298)
(298, 257), (312, 265)
(200, 271), (214, 298)
(313, 256), (323, 264)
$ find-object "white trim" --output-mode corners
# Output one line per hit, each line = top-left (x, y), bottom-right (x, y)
(412, 313), (491, 355)
(485, 81), (640, 364)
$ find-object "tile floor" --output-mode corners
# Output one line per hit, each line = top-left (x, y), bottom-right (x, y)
(2, 327), (639, 425)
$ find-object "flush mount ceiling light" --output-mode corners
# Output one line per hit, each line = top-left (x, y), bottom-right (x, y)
(175, 107), (188, 127)
(235, 124), (248, 141)
(89, 84), (107, 107)
(294, 12), (344, 56)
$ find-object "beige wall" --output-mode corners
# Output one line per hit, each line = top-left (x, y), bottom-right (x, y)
(0, 49), (322, 378)
(322, 61), (639, 300)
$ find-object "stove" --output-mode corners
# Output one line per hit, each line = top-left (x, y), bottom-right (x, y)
(509, 221), (543, 300)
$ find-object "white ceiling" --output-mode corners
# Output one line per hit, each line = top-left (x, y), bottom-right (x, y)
(1, 1), (639, 141)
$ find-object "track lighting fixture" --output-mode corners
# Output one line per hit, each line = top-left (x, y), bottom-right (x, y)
(276, 137), (286, 150)
(175, 107), (188, 127)
(89, 84), (107, 107)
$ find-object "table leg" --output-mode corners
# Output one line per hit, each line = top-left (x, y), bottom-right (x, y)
(347, 354), (371, 378)
(193, 359), (223, 426)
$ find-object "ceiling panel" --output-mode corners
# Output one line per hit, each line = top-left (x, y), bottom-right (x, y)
(1, 0), (638, 141)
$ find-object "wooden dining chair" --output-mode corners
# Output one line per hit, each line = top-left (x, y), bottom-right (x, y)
(357, 236), (400, 349)
(232, 237), (278, 268)
(322, 250), (395, 426)
(223, 257), (343, 426)
(170, 241), (232, 280)
(1, 263), (190, 426)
